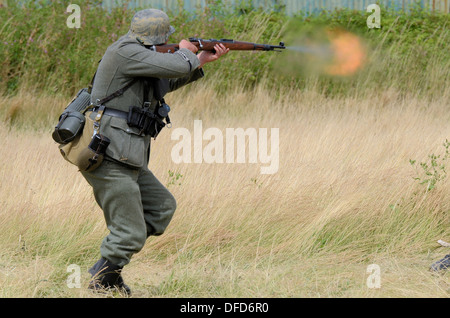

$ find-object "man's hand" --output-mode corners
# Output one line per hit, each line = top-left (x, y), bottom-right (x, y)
(197, 43), (229, 68)
(179, 39), (199, 54)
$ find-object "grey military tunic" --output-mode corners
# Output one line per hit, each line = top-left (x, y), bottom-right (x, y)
(82, 34), (204, 267)
(91, 34), (203, 167)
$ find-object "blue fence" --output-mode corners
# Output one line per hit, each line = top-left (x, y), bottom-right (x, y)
(99, 0), (450, 14)
(1, 0), (448, 13)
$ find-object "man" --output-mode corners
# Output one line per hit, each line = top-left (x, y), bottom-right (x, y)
(430, 254), (450, 272)
(82, 8), (228, 295)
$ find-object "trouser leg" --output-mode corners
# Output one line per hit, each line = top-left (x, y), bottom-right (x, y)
(81, 160), (147, 267)
(81, 161), (177, 267)
(138, 167), (177, 237)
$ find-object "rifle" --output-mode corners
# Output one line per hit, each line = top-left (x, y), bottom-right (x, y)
(152, 37), (286, 53)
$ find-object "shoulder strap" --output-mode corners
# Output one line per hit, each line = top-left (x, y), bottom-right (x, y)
(143, 78), (151, 105)
(151, 78), (170, 101)
(97, 78), (139, 105)
(87, 59), (102, 94)
(147, 78), (171, 126)
(87, 72), (96, 94)
(89, 59), (138, 105)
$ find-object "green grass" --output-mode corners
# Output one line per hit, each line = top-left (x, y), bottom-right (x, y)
(0, 2), (448, 298)
(0, 2), (448, 99)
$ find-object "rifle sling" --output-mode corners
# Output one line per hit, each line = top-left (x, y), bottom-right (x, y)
(89, 58), (168, 107)
(97, 78), (139, 105)
(88, 59), (138, 106)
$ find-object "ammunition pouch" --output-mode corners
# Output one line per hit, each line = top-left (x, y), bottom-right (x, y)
(127, 102), (170, 139)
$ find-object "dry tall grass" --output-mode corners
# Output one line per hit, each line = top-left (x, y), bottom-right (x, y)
(0, 83), (448, 297)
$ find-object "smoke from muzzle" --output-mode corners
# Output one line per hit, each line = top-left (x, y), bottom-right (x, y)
(275, 25), (367, 78)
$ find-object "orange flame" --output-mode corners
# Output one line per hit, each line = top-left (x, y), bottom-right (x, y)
(325, 30), (366, 76)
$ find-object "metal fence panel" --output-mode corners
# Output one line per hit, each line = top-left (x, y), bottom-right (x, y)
(2, 0), (448, 13)
(100, 0), (450, 14)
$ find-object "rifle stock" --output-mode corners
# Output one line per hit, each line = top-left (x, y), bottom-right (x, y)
(153, 38), (286, 53)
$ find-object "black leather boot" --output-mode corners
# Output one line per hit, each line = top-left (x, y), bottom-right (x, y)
(88, 258), (131, 295)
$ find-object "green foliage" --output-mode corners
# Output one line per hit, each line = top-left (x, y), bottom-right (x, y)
(274, 5), (449, 98)
(0, 2), (448, 98)
(0, 1), (133, 95)
(410, 140), (450, 191)
(250, 177), (263, 188)
(167, 169), (183, 187)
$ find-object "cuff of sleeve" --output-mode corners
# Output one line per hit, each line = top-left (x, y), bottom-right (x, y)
(191, 67), (205, 81)
(176, 48), (201, 70)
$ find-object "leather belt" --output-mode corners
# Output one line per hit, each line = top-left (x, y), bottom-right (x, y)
(92, 106), (128, 120)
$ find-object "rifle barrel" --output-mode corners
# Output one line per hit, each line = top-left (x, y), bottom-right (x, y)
(153, 38), (286, 53)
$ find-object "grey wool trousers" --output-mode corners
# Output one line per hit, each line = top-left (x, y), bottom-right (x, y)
(81, 159), (177, 267)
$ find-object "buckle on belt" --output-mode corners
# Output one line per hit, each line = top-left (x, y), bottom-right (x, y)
(93, 105), (105, 136)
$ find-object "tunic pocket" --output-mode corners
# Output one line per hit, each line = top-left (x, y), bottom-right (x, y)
(103, 116), (147, 168)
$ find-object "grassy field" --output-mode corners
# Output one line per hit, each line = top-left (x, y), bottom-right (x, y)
(0, 82), (448, 297)
(0, 2), (448, 298)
